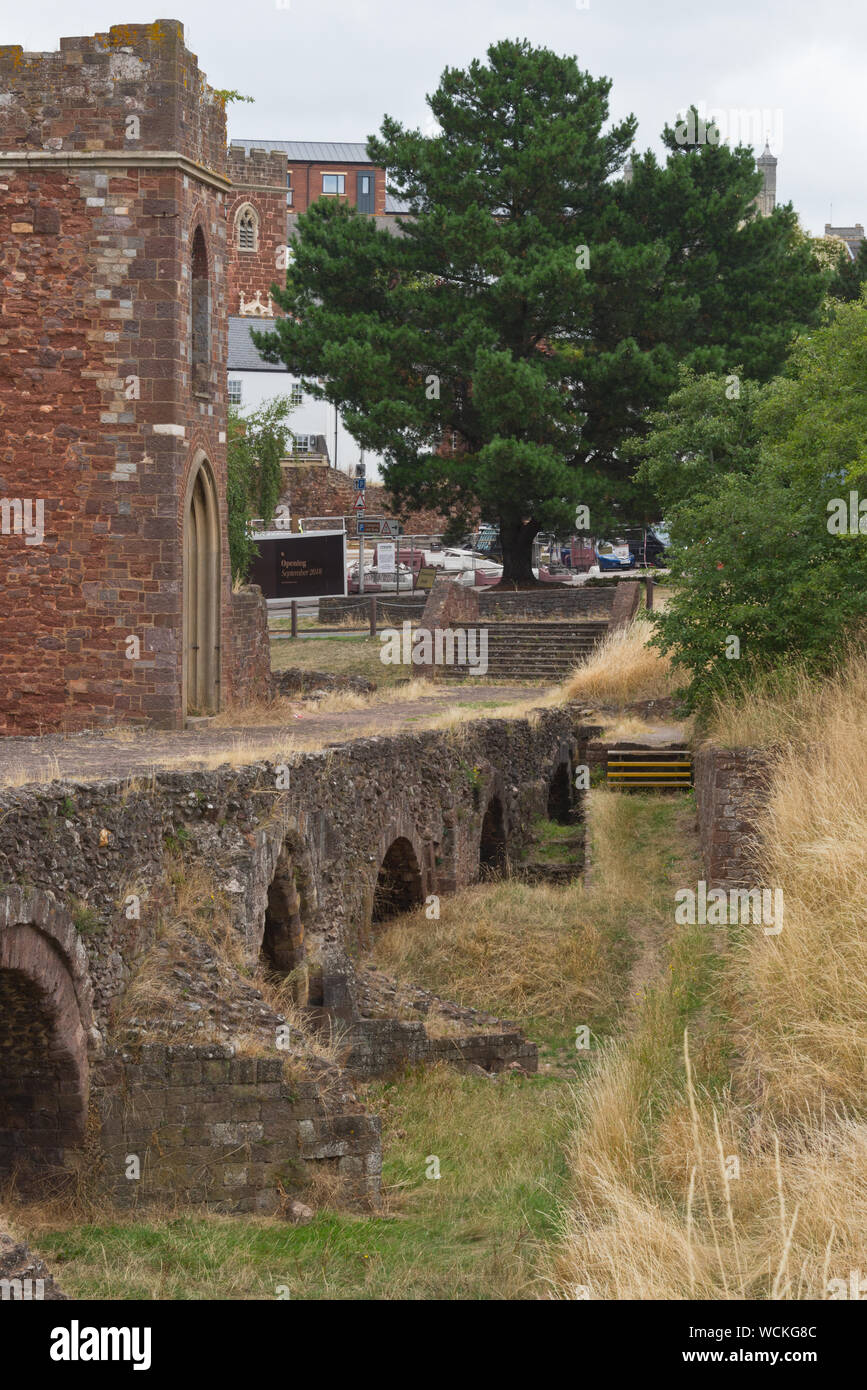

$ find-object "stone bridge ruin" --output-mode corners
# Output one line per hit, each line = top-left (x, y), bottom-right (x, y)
(0, 708), (587, 1214)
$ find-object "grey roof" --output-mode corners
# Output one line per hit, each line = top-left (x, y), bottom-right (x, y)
(384, 191), (412, 214)
(231, 139), (373, 163)
(227, 316), (288, 372)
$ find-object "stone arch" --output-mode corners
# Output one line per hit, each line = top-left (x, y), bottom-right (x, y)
(234, 201), (260, 253)
(372, 836), (424, 925)
(0, 889), (94, 1185)
(190, 223), (210, 397)
(182, 452), (221, 716)
(479, 795), (507, 871)
(547, 757), (573, 824)
(260, 841), (313, 1006)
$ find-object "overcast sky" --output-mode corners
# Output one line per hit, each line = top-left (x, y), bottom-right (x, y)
(14, 0), (867, 236)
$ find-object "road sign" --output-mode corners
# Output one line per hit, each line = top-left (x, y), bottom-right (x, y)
(356, 521), (366, 533)
(354, 476), (366, 490)
(354, 492), (366, 510)
(380, 518), (399, 537)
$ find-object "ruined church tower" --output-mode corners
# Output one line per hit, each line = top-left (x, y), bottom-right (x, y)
(0, 21), (241, 732)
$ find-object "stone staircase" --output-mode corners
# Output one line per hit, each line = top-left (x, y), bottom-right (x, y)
(445, 619), (609, 681)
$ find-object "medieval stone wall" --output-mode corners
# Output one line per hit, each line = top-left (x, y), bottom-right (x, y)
(0, 709), (581, 1027)
(693, 747), (772, 888)
(283, 464), (452, 536)
(92, 1043), (381, 1211)
(478, 587), (616, 618)
(0, 710), (585, 1207)
(228, 585), (272, 707)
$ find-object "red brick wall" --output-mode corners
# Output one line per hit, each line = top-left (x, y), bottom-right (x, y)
(287, 163), (386, 216)
(226, 147), (288, 318)
(0, 20), (238, 733)
(281, 466), (452, 537)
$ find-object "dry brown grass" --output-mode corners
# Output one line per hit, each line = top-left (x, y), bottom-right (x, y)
(371, 875), (615, 1029)
(564, 617), (676, 708)
(371, 791), (692, 1038)
(703, 648), (867, 750)
(0, 755), (61, 789)
(734, 662), (867, 1115)
(553, 651), (867, 1300)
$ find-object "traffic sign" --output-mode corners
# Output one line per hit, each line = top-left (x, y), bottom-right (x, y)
(380, 518), (399, 537)
(354, 492), (366, 510)
(356, 521), (366, 533)
(354, 476), (366, 491)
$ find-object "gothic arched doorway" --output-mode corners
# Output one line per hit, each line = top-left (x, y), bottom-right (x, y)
(183, 456), (221, 716)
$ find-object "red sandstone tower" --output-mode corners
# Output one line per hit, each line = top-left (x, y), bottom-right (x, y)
(0, 20), (236, 731)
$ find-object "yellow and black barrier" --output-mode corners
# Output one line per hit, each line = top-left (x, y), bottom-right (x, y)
(606, 747), (693, 790)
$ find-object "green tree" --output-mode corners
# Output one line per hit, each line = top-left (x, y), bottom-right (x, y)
(258, 48), (824, 584)
(226, 397), (293, 582)
(827, 237), (867, 303)
(632, 296), (867, 704)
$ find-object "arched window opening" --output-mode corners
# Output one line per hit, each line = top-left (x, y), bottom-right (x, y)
(191, 226), (210, 397)
(236, 205), (259, 252)
(372, 838), (424, 924)
(479, 796), (506, 872)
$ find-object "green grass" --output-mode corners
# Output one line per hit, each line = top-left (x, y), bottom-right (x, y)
(270, 634), (412, 688)
(35, 1067), (570, 1301)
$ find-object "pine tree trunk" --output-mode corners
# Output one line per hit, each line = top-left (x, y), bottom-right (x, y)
(494, 518), (539, 588)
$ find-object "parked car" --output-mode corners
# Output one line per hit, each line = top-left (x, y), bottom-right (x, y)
(623, 528), (668, 568)
(595, 540), (633, 570)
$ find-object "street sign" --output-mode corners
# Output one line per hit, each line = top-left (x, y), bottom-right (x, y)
(354, 492), (366, 510)
(354, 477), (366, 491)
(380, 518), (399, 537)
(356, 521), (366, 533)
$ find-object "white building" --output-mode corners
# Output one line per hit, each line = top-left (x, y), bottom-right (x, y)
(227, 317), (388, 476)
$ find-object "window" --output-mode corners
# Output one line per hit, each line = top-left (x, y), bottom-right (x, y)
(228, 379), (242, 406)
(290, 384), (303, 405)
(322, 174), (345, 196)
(235, 205), (258, 252)
(286, 173), (293, 207)
(294, 435), (312, 454)
(191, 226), (210, 397)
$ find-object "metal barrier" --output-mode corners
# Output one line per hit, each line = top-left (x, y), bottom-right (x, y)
(606, 747), (693, 789)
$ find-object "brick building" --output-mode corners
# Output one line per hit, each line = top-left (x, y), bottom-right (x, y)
(0, 20), (268, 734)
(225, 139), (409, 476)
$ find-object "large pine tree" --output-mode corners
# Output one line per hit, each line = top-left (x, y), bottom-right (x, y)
(259, 43), (824, 585)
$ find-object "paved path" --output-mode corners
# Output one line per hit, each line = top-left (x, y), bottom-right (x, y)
(0, 683), (551, 789)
